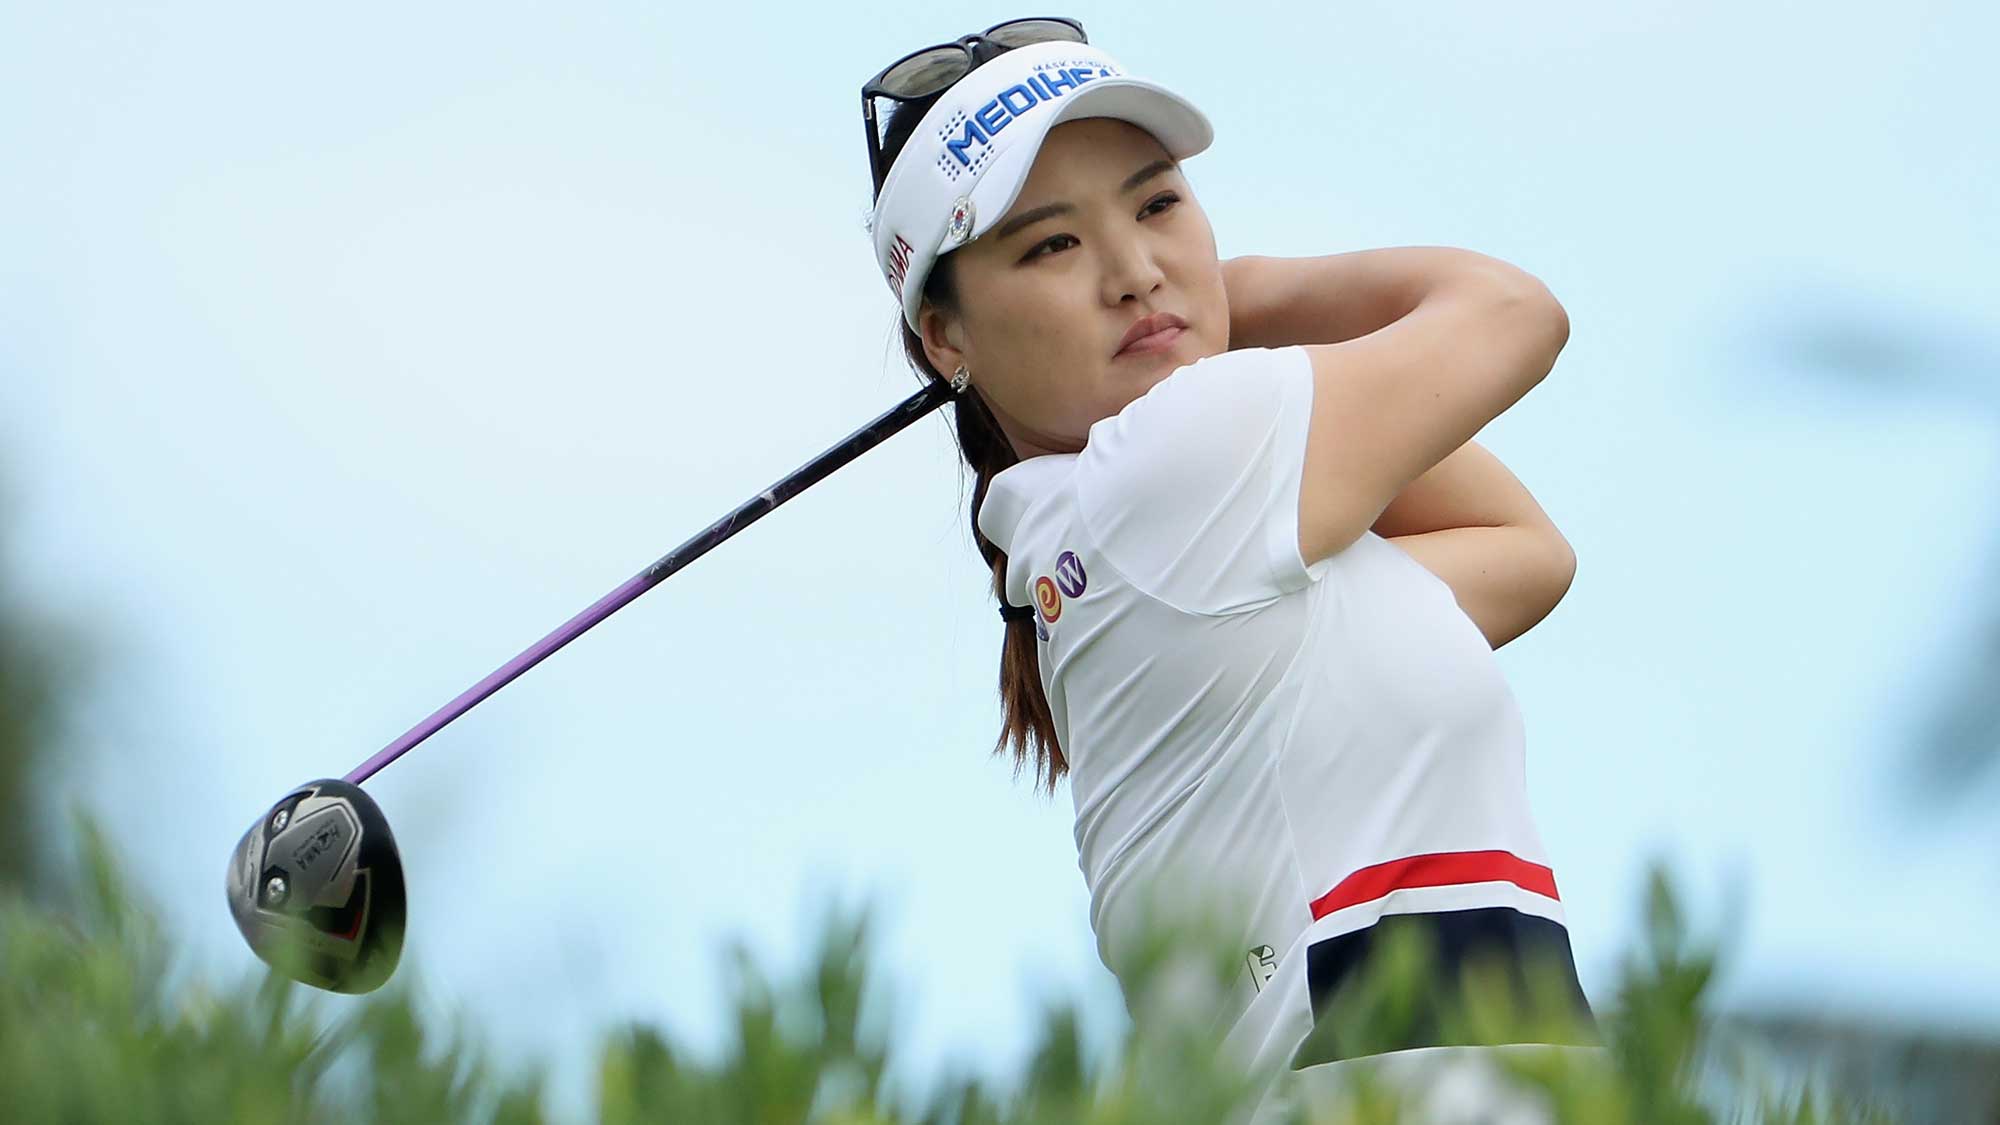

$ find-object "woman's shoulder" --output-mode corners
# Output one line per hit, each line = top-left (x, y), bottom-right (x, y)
(1103, 344), (1310, 427)
(1080, 344), (1313, 482)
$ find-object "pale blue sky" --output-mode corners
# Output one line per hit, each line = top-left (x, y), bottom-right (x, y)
(4, 0), (1997, 1115)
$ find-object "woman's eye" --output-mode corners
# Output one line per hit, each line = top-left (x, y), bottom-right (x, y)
(1024, 235), (1077, 261)
(1021, 196), (1179, 263)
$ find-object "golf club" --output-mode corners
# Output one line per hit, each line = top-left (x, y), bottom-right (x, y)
(229, 381), (956, 991)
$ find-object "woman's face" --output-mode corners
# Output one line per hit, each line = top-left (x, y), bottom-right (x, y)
(918, 117), (1229, 457)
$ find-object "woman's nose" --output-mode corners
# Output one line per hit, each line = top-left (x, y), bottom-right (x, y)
(1100, 239), (1166, 305)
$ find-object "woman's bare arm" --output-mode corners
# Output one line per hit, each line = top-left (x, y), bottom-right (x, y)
(1387, 525), (1576, 649)
(1370, 440), (1577, 646)
(1223, 250), (1451, 350)
(1221, 250), (1577, 643)
(1369, 439), (1557, 539)
(1222, 250), (1571, 532)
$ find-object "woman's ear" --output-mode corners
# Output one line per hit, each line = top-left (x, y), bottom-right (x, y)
(918, 303), (967, 379)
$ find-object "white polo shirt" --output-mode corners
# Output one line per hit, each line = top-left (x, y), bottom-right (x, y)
(976, 345), (1593, 1101)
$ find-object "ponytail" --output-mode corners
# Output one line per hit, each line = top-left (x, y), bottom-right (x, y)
(899, 263), (1065, 796)
(876, 66), (1063, 795)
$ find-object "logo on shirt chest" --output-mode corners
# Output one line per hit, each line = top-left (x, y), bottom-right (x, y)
(1054, 550), (1087, 598)
(1031, 550), (1087, 642)
(1033, 576), (1062, 624)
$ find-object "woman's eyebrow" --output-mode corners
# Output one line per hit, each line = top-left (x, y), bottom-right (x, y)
(992, 159), (1180, 242)
(1118, 158), (1178, 194)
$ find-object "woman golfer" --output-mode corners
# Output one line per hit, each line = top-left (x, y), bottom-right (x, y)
(863, 19), (1595, 1119)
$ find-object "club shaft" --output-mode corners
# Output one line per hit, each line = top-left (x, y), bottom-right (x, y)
(345, 383), (953, 784)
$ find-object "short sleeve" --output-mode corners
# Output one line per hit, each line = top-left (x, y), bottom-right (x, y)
(1075, 345), (1330, 615)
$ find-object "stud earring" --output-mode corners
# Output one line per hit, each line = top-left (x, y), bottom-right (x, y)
(949, 365), (970, 394)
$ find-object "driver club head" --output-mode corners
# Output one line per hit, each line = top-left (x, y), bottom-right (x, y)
(227, 778), (406, 993)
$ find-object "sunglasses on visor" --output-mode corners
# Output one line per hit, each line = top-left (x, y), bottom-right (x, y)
(861, 16), (1089, 196)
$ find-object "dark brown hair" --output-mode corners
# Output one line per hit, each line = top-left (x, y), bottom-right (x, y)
(875, 68), (1065, 795)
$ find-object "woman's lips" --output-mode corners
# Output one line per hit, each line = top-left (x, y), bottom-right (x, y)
(1116, 325), (1185, 357)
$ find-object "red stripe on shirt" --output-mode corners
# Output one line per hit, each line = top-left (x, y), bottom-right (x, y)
(1309, 850), (1560, 921)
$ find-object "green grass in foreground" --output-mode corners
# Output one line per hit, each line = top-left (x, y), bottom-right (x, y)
(0, 822), (1899, 1124)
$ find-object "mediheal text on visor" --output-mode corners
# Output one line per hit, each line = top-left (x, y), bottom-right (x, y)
(944, 61), (1120, 173)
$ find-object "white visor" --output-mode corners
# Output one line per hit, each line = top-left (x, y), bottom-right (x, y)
(869, 40), (1213, 332)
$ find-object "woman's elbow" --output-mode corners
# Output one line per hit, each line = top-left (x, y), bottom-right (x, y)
(1542, 531), (1577, 606)
(1473, 270), (1570, 392)
(1514, 276), (1570, 375)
